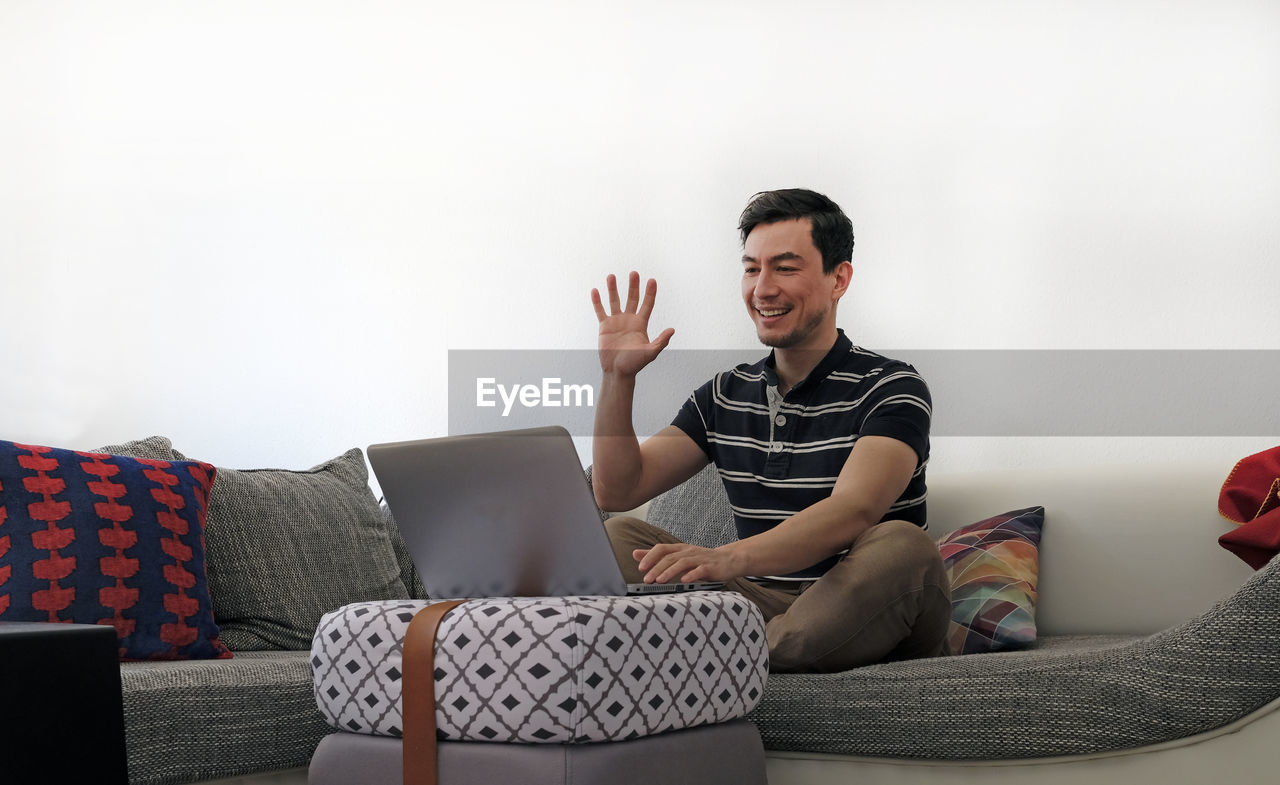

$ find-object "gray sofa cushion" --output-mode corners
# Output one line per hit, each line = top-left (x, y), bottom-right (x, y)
(200, 448), (410, 650)
(94, 435), (185, 462)
(752, 556), (1280, 759)
(644, 463), (736, 547)
(120, 651), (326, 785)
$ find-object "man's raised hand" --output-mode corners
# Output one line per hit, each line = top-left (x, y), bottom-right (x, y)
(590, 271), (675, 377)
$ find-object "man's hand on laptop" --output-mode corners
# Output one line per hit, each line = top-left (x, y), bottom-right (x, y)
(591, 271), (674, 377)
(634, 543), (742, 584)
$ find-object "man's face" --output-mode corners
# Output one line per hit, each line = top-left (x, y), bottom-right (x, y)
(741, 218), (849, 350)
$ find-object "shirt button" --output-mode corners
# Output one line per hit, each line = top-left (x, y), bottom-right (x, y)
(775, 414), (786, 426)
(772, 441), (783, 453)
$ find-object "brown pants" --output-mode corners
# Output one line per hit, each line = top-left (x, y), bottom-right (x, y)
(604, 516), (952, 672)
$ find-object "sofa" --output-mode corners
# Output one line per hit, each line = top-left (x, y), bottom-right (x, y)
(660, 461), (1276, 784)
(14, 437), (1275, 784)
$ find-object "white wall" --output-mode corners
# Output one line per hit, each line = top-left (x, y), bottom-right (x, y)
(2, 0), (1277, 476)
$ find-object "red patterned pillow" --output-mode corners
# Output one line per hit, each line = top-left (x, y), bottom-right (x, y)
(0, 440), (231, 660)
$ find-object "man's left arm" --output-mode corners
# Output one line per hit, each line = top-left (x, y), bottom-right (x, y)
(636, 434), (919, 583)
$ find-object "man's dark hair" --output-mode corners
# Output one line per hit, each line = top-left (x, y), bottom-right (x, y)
(737, 188), (854, 274)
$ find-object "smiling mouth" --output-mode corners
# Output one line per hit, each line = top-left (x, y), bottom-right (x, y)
(755, 306), (792, 318)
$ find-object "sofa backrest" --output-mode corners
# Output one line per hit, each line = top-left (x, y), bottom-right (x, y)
(928, 461), (1253, 636)
(646, 460), (1256, 637)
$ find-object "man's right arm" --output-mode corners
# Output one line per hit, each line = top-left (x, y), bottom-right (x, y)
(589, 272), (709, 512)
(592, 394), (708, 512)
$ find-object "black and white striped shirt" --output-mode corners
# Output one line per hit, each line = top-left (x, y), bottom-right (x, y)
(671, 330), (931, 580)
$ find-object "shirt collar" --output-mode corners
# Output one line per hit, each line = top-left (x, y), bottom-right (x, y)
(761, 329), (853, 392)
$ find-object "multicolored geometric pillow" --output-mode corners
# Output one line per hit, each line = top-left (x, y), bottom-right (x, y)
(937, 506), (1044, 656)
(0, 439), (231, 660)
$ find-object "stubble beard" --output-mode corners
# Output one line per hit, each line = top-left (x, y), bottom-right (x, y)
(757, 306), (829, 349)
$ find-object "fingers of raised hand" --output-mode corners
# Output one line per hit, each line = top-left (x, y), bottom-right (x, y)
(606, 273), (622, 314)
(590, 287), (607, 322)
(624, 270), (641, 313)
(601, 272), (654, 317)
(651, 327), (675, 354)
(637, 277), (658, 321)
(638, 329), (674, 366)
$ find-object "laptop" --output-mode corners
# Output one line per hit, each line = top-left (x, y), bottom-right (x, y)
(367, 426), (723, 598)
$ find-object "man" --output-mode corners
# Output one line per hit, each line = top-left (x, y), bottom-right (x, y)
(589, 188), (951, 673)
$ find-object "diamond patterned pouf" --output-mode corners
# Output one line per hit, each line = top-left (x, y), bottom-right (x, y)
(310, 593), (768, 743)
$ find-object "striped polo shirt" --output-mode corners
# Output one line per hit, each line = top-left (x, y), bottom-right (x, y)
(671, 329), (931, 580)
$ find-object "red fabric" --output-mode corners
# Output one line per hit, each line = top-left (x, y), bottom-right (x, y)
(1218, 446), (1280, 570)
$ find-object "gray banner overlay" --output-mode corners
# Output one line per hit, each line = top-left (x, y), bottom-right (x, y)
(449, 350), (1280, 437)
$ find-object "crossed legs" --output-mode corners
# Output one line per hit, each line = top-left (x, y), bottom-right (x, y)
(604, 516), (952, 672)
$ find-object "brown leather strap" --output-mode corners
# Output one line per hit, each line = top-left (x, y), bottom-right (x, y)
(403, 599), (468, 785)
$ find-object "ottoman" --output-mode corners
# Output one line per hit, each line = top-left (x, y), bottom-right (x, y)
(309, 593), (769, 784)
(309, 720), (767, 785)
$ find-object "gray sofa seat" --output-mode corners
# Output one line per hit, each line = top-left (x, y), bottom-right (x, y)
(120, 652), (327, 785)
(643, 463), (1280, 760)
(754, 612), (1275, 759)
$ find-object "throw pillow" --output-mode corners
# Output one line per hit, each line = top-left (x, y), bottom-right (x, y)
(644, 463), (738, 549)
(937, 506), (1044, 656)
(0, 439), (231, 660)
(1218, 445), (1280, 569)
(193, 448), (410, 650)
(94, 435), (183, 463)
